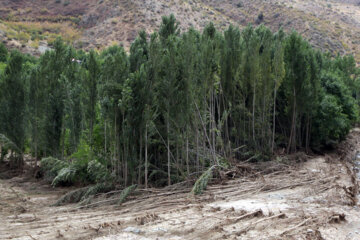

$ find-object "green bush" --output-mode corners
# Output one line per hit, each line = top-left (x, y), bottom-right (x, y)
(0, 43), (8, 62)
(312, 94), (349, 146)
(41, 141), (112, 186)
(41, 157), (69, 179)
(311, 72), (358, 147)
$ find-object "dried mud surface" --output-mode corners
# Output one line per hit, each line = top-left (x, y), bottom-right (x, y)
(1, 129), (360, 240)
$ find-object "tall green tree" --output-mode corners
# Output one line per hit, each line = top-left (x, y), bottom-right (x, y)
(84, 50), (100, 148)
(0, 50), (25, 167)
(0, 43), (8, 62)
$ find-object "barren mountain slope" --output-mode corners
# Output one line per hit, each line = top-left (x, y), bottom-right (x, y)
(0, 0), (359, 61)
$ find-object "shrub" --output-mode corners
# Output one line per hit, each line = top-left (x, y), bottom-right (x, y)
(191, 166), (215, 195)
(87, 160), (113, 183)
(0, 43), (8, 62)
(52, 187), (89, 206)
(41, 157), (69, 179)
(312, 72), (358, 147)
(117, 184), (137, 204)
(40, 8), (49, 14)
(41, 141), (112, 186)
(256, 12), (264, 24)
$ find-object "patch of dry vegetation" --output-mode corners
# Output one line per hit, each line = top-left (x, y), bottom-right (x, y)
(0, 21), (81, 45)
(0, 0), (359, 62)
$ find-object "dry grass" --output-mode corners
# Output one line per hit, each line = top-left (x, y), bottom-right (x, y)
(0, 0), (358, 62)
(1, 21), (81, 44)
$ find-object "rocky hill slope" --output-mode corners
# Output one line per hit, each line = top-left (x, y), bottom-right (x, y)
(0, 0), (359, 61)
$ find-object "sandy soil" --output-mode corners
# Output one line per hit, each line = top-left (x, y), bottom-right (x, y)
(1, 130), (360, 240)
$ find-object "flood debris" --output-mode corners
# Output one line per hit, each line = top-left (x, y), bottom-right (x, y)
(1, 129), (360, 239)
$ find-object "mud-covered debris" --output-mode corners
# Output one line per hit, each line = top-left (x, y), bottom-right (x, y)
(123, 226), (141, 234)
(328, 213), (346, 224)
(152, 227), (167, 233)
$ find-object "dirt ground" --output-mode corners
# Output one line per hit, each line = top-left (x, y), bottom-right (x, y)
(1, 130), (360, 240)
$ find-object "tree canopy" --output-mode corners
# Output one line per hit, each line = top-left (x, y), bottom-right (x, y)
(0, 15), (359, 187)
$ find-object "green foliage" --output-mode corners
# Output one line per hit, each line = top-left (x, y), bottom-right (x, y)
(0, 43), (8, 62)
(0, 134), (22, 154)
(2, 15), (359, 190)
(52, 187), (89, 206)
(41, 144), (112, 186)
(41, 157), (69, 178)
(81, 182), (114, 202)
(313, 94), (349, 145)
(191, 166), (215, 195)
(159, 14), (180, 42)
(87, 160), (112, 182)
(311, 71), (358, 147)
(0, 51), (26, 151)
(70, 140), (92, 163)
(117, 184), (137, 204)
(46, 142), (94, 186)
(52, 166), (77, 186)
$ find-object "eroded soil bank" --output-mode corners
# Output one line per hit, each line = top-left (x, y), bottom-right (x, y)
(1, 129), (360, 240)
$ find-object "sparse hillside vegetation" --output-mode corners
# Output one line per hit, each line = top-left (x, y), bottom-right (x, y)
(0, 0), (359, 62)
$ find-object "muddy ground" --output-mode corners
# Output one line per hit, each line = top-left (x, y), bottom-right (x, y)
(1, 130), (360, 240)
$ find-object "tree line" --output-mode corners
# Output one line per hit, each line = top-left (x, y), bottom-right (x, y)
(0, 15), (359, 187)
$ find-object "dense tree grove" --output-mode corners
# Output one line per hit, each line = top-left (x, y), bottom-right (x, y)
(0, 15), (359, 187)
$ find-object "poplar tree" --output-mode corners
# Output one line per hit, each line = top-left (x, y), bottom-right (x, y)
(84, 50), (100, 148)
(41, 38), (68, 157)
(0, 51), (25, 167)
(0, 43), (8, 62)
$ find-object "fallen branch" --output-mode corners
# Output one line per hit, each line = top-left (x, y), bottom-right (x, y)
(75, 197), (117, 209)
(227, 209), (264, 224)
(234, 213), (286, 236)
(280, 218), (311, 236)
(328, 213), (346, 224)
(74, 185), (138, 209)
(191, 166), (216, 195)
(117, 184), (137, 205)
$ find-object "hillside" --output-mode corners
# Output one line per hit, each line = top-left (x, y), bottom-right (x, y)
(0, 0), (359, 61)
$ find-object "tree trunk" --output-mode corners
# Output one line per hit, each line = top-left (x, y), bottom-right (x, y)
(287, 87), (297, 154)
(305, 115), (310, 154)
(104, 120), (107, 154)
(186, 133), (189, 176)
(34, 132), (38, 168)
(261, 84), (266, 150)
(252, 81), (256, 144)
(167, 115), (171, 186)
(89, 118), (93, 150)
(271, 83), (277, 154)
(123, 114), (128, 186)
(196, 129), (199, 172)
(145, 124), (148, 188)
(138, 133), (142, 185)
(61, 124), (65, 160)
(212, 92), (216, 153)
(176, 141), (179, 179)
